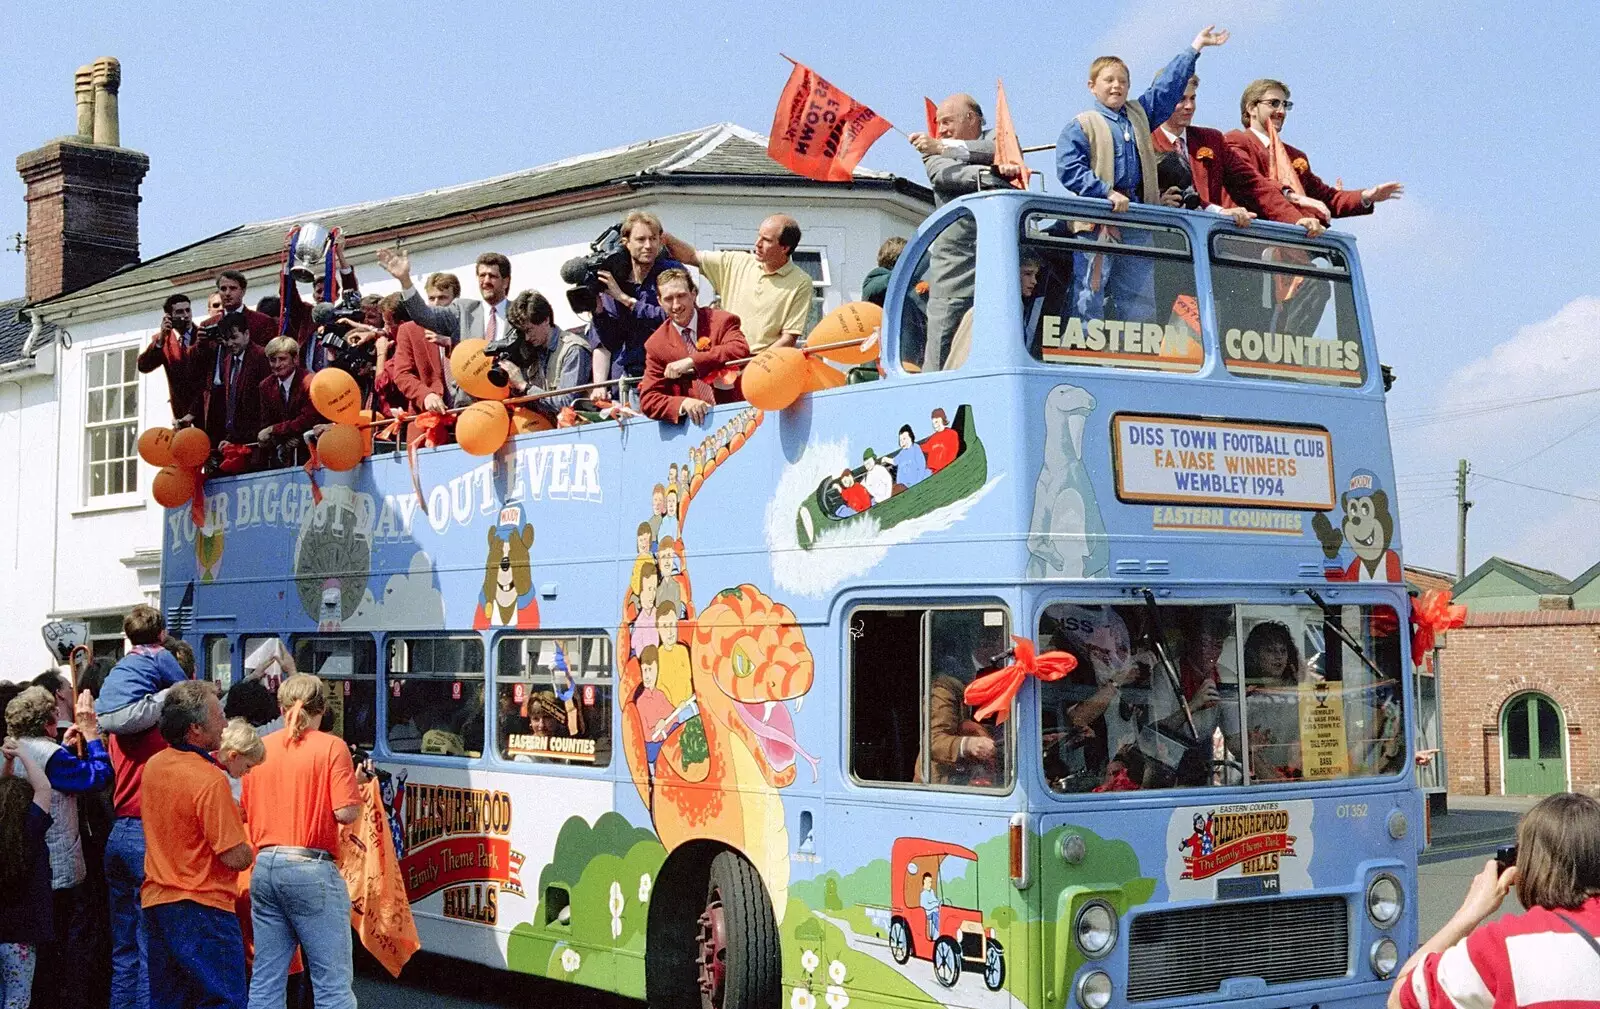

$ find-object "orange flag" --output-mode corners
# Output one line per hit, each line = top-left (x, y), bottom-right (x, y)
(993, 78), (1031, 191)
(338, 779), (422, 978)
(924, 97), (939, 137)
(768, 58), (893, 182)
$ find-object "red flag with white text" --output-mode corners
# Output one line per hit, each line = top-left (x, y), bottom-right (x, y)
(768, 59), (892, 182)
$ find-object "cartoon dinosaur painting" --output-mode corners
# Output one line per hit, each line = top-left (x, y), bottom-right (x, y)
(617, 407), (818, 910)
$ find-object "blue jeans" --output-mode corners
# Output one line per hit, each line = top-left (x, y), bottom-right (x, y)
(249, 849), (356, 1009)
(106, 816), (149, 1009)
(145, 900), (246, 1009)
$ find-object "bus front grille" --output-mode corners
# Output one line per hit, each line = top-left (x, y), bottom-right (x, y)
(1125, 896), (1349, 1001)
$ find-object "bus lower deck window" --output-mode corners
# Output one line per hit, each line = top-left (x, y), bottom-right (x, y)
(387, 637), (486, 759)
(497, 635), (613, 767)
(292, 635), (377, 749)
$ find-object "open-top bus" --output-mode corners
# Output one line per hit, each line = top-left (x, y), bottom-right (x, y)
(163, 187), (1419, 1009)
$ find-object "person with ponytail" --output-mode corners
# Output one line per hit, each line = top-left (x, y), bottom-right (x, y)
(0, 740), (54, 1009)
(239, 675), (363, 1009)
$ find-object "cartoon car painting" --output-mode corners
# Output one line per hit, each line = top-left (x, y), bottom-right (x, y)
(885, 837), (1004, 990)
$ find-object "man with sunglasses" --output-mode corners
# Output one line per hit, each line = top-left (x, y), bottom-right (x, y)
(1225, 79), (1403, 236)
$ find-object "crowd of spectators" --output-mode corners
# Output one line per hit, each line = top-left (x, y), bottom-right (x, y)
(133, 22), (1404, 474)
(0, 604), (364, 1008)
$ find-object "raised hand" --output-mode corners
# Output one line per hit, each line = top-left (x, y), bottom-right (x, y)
(1192, 25), (1230, 49)
(1365, 181), (1405, 204)
(376, 247), (411, 282)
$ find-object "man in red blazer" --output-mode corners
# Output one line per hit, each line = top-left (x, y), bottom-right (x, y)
(1224, 79), (1403, 233)
(197, 270), (277, 347)
(390, 274), (467, 414)
(1152, 75), (1274, 227)
(185, 314), (271, 459)
(256, 337), (321, 468)
(137, 293), (202, 419)
(639, 269), (748, 423)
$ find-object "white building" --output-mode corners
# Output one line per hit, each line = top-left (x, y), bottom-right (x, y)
(0, 117), (931, 677)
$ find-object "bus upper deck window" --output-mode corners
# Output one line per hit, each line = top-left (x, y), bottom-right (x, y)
(902, 209), (976, 374)
(1208, 234), (1366, 388)
(292, 635), (377, 749)
(1020, 211), (1199, 373)
(386, 637), (486, 759)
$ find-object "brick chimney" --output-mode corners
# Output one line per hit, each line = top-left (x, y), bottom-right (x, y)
(16, 57), (150, 303)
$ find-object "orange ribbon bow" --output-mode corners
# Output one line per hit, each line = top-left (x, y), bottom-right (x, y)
(1411, 589), (1467, 667)
(963, 635), (1078, 724)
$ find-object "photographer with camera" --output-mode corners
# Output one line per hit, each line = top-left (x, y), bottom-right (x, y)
(1152, 74), (1258, 227)
(184, 313), (269, 468)
(198, 270), (277, 347)
(496, 290), (590, 416)
(255, 337), (319, 469)
(566, 211), (682, 396)
(1390, 792), (1600, 1008)
(137, 293), (202, 419)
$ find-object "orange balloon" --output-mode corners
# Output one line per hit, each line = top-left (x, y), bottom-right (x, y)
(805, 357), (847, 392)
(808, 301), (882, 365)
(511, 406), (554, 433)
(310, 368), (362, 423)
(169, 427), (211, 468)
(138, 427), (175, 467)
(456, 401), (510, 456)
(742, 347), (808, 411)
(317, 424), (364, 471)
(449, 339), (510, 401)
(151, 466), (196, 508)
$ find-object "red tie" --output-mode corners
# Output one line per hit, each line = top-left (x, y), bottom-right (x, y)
(486, 306), (498, 342)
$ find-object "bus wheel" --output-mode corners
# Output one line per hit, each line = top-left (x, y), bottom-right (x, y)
(887, 918), (911, 964)
(696, 851), (779, 1009)
(932, 937), (962, 988)
(983, 939), (1005, 991)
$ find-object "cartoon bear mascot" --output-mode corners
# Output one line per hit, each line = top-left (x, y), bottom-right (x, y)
(475, 505), (541, 629)
(1311, 469), (1401, 582)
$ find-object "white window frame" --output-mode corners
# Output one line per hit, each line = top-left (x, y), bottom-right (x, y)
(83, 343), (142, 505)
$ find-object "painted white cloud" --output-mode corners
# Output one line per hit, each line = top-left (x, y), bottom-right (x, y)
(344, 551), (446, 629)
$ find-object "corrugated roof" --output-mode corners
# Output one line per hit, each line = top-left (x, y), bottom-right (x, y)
(35, 123), (926, 308)
(0, 297), (59, 367)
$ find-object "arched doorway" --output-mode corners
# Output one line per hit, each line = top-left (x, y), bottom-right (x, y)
(1501, 692), (1568, 795)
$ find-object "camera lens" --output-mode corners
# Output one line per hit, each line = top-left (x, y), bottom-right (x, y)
(487, 367), (509, 388)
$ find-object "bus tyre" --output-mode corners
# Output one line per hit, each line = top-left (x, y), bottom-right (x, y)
(983, 939), (1005, 991)
(888, 918), (911, 964)
(697, 851), (780, 1009)
(932, 937), (962, 988)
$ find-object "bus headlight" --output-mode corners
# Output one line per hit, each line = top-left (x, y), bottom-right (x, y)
(1370, 938), (1400, 979)
(1076, 970), (1113, 1009)
(1074, 900), (1117, 959)
(1367, 874), (1404, 927)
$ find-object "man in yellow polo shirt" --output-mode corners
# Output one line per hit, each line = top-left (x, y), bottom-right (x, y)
(663, 216), (812, 352)
(140, 680), (254, 1009)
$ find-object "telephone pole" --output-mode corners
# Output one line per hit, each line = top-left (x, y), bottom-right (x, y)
(1456, 458), (1473, 581)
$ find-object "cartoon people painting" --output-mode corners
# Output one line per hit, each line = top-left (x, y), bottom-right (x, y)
(925, 408), (960, 472)
(919, 872), (941, 940)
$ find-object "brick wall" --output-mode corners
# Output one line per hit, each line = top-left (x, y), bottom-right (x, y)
(1440, 610), (1600, 795)
(16, 139), (149, 303)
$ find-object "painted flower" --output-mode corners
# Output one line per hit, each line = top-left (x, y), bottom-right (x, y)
(638, 873), (653, 903)
(825, 983), (850, 1009)
(791, 988), (816, 1009)
(828, 959), (847, 984)
(608, 881), (625, 917)
(1196, 146), (1215, 160)
(1291, 157), (1309, 173)
(800, 949), (820, 974)
(561, 947), (582, 973)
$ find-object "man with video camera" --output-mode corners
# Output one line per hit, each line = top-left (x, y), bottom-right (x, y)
(138, 293), (202, 420)
(564, 211), (682, 396)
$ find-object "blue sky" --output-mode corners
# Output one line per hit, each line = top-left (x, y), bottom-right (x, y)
(6, 1), (1599, 576)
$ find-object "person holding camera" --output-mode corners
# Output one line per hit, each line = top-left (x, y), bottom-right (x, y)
(198, 270), (277, 347)
(185, 314), (269, 465)
(639, 269), (748, 424)
(1391, 792), (1600, 1008)
(1152, 74), (1258, 227)
(255, 337), (319, 469)
(137, 293), (202, 420)
(587, 211), (682, 394)
(501, 290), (591, 415)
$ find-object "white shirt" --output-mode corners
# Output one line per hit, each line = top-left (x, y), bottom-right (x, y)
(1158, 125), (1227, 215)
(863, 461), (893, 504)
(484, 298), (508, 338)
(672, 312), (699, 348)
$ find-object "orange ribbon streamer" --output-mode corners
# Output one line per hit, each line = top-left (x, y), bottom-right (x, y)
(302, 440), (323, 506)
(407, 412), (447, 516)
(1411, 589), (1467, 667)
(189, 469), (206, 527)
(963, 635), (1078, 724)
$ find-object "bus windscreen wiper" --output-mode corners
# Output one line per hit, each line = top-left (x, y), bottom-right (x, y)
(1140, 589), (1199, 740)
(1302, 589), (1389, 682)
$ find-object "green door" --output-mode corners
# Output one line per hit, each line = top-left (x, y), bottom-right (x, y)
(1503, 694), (1567, 795)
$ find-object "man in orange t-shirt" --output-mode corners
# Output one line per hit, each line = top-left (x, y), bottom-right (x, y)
(240, 674), (363, 1009)
(140, 681), (253, 1009)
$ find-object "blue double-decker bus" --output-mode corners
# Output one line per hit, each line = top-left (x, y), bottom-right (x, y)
(162, 188), (1419, 1009)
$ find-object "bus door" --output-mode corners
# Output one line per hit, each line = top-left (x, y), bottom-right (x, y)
(832, 603), (1019, 1007)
